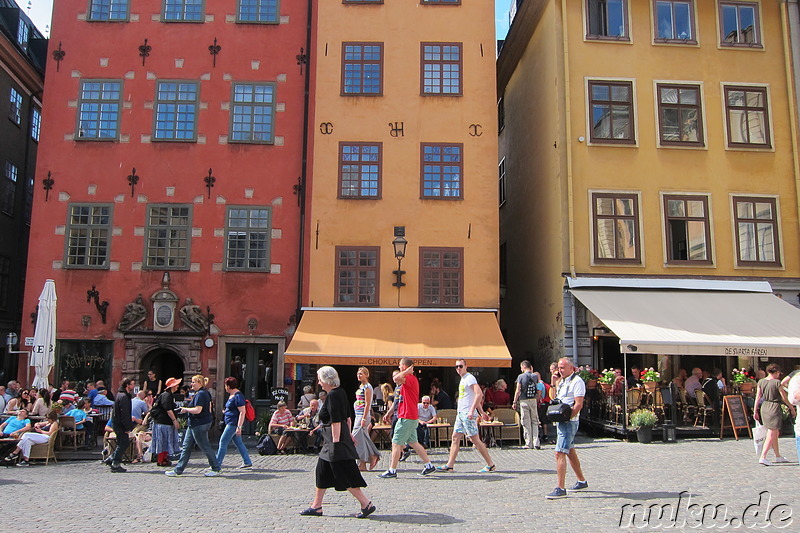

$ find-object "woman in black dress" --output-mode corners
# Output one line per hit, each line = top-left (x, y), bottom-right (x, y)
(300, 365), (375, 519)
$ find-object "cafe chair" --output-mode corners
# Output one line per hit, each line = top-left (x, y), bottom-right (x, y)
(434, 409), (463, 447)
(493, 408), (521, 446)
(694, 390), (715, 428)
(58, 416), (84, 451)
(29, 429), (59, 465)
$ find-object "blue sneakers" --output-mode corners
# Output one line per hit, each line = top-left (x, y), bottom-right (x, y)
(546, 487), (567, 499)
(570, 480), (588, 491)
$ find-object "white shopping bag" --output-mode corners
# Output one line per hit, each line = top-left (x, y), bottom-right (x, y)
(753, 422), (767, 456)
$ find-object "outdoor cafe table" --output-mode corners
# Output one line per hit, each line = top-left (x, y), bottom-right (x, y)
(425, 422), (452, 448)
(0, 437), (19, 462)
(478, 420), (504, 448)
(283, 426), (311, 453)
(371, 424), (392, 449)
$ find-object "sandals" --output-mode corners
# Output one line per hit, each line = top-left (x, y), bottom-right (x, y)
(368, 456), (380, 471)
(356, 502), (376, 519)
(131, 457), (143, 464)
(299, 506), (323, 517)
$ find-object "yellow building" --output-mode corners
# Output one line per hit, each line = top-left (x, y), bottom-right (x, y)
(286, 0), (510, 374)
(498, 0), (800, 379)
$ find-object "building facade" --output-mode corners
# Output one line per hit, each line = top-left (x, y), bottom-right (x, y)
(498, 0), (800, 379)
(0, 0), (45, 384)
(22, 0), (308, 412)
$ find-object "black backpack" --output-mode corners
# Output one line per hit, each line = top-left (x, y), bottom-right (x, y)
(257, 433), (278, 455)
(525, 373), (539, 399)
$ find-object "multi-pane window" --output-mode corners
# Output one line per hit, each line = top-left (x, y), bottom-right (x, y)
(230, 83), (275, 143)
(421, 143), (463, 198)
(89, 0), (129, 20)
(663, 195), (711, 264)
(719, 1), (760, 46)
(724, 86), (770, 148)
(145, 205), (191, 269)
(225, 207), (271, 271)
(654, 0), (695, 42)
(586, 0), (628, 39)
(341, 43), (383, 96)
(154, 81), (198, 141)
(17, 20), (29, 50)
(498, 158), (507, 207)
(421, 43), (462, 96)
(657, 84), (703, 146)
(733, 197), (780, 266)
(335, 247), (379, 306)
(339, 143), (381, 198)
(77, 80), (121, 139)
(65, 204), (112, 268)
(592, 192), (640, 263)
(420, 247), (463, 307)
(0, 256), (8, 310)
(498, 96), (505, 132)
(8, 88), (22, 125)
(1, 162), (17, 215)
(30, 108), (41, 141)
(163, 0), (204, 21)
(237, 0), (279, 22)
(24, 177), (33, 225)
(588, 80), (634, 144)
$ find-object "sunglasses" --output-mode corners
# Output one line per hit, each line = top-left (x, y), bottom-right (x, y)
(455, 365), (464, 369)
(422, 402), (430, 404)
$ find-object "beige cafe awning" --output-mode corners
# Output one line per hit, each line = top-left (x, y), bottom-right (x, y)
(285, 309), (512, 367)
(571, 289), (800, 357)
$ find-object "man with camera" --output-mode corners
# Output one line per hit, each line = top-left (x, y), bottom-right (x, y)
(546, 357), (588, 499)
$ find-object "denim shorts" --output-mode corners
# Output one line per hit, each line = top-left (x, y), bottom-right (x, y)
(555, 420), (579, 453)
(453, 412), (479, 437)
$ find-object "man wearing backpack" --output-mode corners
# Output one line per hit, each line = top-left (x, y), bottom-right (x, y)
(513, 360), (541, 450)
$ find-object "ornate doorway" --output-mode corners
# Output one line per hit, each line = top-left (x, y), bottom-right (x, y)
(140, 348), (185, 387)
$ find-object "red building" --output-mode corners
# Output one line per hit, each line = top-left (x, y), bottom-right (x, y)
(22, 0), (309, 412)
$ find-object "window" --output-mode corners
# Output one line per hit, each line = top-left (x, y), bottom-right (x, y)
(237, 0), (278, 23)
(724, 86), (770, 148)
(719, 1), (760, 47)
(421, 143), (463, 199)
(0, 256), (8, 310)
(420, 247), (463, 307)
(225, 207), (271, 271)
(592, 192), (640, 263)
(654, 0), (695, 42)
(588, 80), (634, 144)
(30, 108), (41, 141)
(732, 197), (780, 266)
(421, 43), (462, 96)
(335, 247), (379, 306)
(77, 80), (121, 139)
(341, 43), (383, 96)
(88, 0), (129, 21)
(24, 177), (33, 225)
(17, 20), (29, 50)
(163, 0), (204, 21)
(65, 204), (112, 268)
(1, 162), (17, 215)
(498, 158), (506, 207)
(154, 81), (198, 141)
(663, 195), (711, 264)
(145, 205), (191, 269)
(8, 88), (22, 125)
(586, 0), (628, 40)
(339, 143), (381, 198)
(230, 83), (275, 143)
(656, 83), (703, 146)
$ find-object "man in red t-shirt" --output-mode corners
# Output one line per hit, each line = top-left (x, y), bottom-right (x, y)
(378, 357), (437, 478)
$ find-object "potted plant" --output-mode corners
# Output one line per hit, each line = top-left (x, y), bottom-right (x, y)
(598, 369), (616, 394)
(577, 367), (600, 389)
(732, 368), (756, 394)
(640, 368), (661, 392)
(630, 408), (658, 443)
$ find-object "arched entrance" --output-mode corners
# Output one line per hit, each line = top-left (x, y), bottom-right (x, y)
(140, 348), (185, 386)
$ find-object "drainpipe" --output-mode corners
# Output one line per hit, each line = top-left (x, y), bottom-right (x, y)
(295, 0), (313, 326)
(780, 1), (800, 244)
(561, 0), (576, 279)
(570, 292), (578, 366)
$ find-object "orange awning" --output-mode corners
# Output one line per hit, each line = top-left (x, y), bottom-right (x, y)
(285, 310), (512, 367)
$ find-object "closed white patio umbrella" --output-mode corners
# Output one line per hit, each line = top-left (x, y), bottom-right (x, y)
(31, 279), (57, 390)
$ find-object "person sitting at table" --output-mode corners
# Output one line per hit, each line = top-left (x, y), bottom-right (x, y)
(4, 410), (60, 466)
(269, 401), (294, 454)
(430, 383), (452, 411)
(685, 368), (703, 401)
(66, 399), (94, 448)
(627, 367), (642, 390)
(92, 389), (115, 408)
(491, 379), (511, 407)
(413, 396), (438, 452)
(299, 385), (316, 409)
(30, 388), (52, 417)
(5, 389), (34, 414)
(0, 409), (31, 438)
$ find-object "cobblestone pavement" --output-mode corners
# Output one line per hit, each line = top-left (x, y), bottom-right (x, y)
(2, 434), (799, 531)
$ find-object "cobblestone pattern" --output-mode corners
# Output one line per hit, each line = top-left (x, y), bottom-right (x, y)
(3, 435), (799, 531)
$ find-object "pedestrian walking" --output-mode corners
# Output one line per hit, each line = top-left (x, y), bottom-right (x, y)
(378, 358), (436, 478)
(352, 367), (380, 471)
(109, 378), (136, 473)
(149, 377), (182, 467)
(216, 376), (253, 469)
(165, 374), (222, 477)
(436, 359), (496, 473)
(300, 366), (375, 519)
(546, 357), (588, 499)
(513, 360), (541, 449)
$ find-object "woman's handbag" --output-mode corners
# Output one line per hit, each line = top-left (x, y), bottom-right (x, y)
(546, 399), (573, 422)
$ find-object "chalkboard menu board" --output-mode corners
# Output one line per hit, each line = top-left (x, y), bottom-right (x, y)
(57, 340), (113, 392)
(720, 395), (752, 440)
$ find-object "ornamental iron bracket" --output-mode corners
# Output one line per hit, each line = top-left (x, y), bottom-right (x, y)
(389, 122), (404, 137)
(139, 38), (151, 66)
(127, 167), (139, 197)
(52, 41), (65, 72)
(87, 285), (109, 324)
(206, 305), (215, 336)
(30, 304), (38, 326)
(204, 168), (216, 198)
(296, 47), (308, 75)
(208, 37), (221, 67)
(42, 171), (54, 202)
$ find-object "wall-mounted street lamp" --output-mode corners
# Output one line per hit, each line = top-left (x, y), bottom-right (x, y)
(392, 232), (408, 289)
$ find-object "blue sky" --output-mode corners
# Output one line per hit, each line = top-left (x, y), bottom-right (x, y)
(19, 1), (515, 39)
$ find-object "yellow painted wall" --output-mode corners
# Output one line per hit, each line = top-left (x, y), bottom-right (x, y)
(308, 2), (499, 308)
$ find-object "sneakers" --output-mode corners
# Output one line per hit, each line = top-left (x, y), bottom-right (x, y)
(759, 458), (773, 466)
(204, 469), (222, 477)
(546, 487), (568, 499)
(478, 465), (496, 473)
(774, 457), (790, 463)
(420, 464), (436, 476)
(15, 460), (29, 467)
(377, 470), (397, 479)
(165, 470), (182, 477)
(238, 462), (253, 469)
(109, 465), (127, 473)
(570, 480), (589, 491)
(399, 448), (412, 462)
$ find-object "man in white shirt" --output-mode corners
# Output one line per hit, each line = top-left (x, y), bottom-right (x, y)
(546, 357), (588, 499)
(685, 368), (703, 400)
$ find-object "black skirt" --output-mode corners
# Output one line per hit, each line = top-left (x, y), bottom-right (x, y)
(315, 458), (367, 491)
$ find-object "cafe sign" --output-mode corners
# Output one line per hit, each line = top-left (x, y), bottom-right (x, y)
(724, 347), (769, 356)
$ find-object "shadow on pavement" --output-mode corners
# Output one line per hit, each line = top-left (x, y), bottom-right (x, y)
(573, 491), (686, 501)
(368, 512), (464, 525)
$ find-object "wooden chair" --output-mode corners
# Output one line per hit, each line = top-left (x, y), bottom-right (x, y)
(614, 389), (642, 425)
(435, 409), (459, 446)
(29, 429), (59, 465)
(694, 390), (715, 427)
(103, 433), (136, 463)
(58, 416), (84, 451)
(493, 408), (522, 446)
